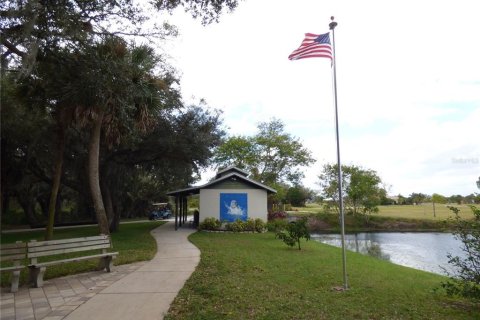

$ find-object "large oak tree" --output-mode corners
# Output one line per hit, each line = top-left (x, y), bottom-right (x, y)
(214, 118), (315, 186)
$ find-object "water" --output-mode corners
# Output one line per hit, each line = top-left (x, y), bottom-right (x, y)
(310, 232), (465, 275)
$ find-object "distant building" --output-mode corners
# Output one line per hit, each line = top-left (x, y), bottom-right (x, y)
(167, 166), (276, 230)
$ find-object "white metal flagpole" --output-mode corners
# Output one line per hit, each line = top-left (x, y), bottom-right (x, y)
(329, 16), (348, 290)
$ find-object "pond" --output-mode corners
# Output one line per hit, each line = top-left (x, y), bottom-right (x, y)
(310, 232), (465, 275)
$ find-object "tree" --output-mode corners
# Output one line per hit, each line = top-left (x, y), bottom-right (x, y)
(1, 0), (239, 70)
(442, 206), (480, 300)
(286, 185), (314, 207)
(448, 194), (464, 205)
(64, 38), (183, 235)
(431, 193), (447, 218)
(275, 217), (310, 250)
(408, 193), (428, 205)
(318, 164), (385, 220)
(101, 104), (225, 230)
(2, 0), (240, 237)
(396, 194), (408, 205)
(1, 73), (55, 227)
(464, 193), (480, 205)
(213, 119), (315, 186)
(155, 0), (239, 25)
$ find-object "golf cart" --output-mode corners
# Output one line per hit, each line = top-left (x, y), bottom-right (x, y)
(149, 202), (173, 220)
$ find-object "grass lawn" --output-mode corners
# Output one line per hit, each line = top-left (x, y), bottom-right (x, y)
(293, 203), (475, 221)
(166, 232), (478, 320)
(1, 221), (165, 287)
(377, 204), (474, 220)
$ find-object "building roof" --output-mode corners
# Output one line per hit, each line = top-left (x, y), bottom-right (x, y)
(166, 167), (276, 197)
(215, 166), (249, 179)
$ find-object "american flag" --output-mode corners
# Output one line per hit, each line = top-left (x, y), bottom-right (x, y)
(288, 33), (332, 61)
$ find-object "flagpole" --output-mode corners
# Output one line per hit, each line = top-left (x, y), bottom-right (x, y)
(329, 16), (348, 290)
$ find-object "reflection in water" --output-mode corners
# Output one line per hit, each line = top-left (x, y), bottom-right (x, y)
(311, 232), (464, 275)
(310, 234), (390, 261)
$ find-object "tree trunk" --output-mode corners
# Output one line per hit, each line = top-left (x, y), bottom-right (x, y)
(111, 193), (121, 232)
(101, 176), (115, 232)
(18, 195), (37, 227)
(45, 119), (66, 240)
(112, 207), (121, 232)
(1, 194), (9, 217)
(88, 109), (110, 235)
(55, 193), (62, 223)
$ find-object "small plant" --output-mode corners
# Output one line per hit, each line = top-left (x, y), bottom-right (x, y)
(441, 205), (480, 300)
(244, 218), (256, 232)
(366, 243), (390, 261)
(268, 211), (287, 221)
(275, 217), (310, 250)
(254, 218), (266, 233)
(225, 219), (246, 232)
(267, 219), (289, 232)
(199, 217), (221, 231)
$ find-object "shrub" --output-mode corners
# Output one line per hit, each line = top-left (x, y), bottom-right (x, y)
(254, 218), (266, 233)
(441, 205), (480, 300)
(267, 219), (289, 232)
(244, 218), (256, 232)
(225, 219), (246, 232)
(199, 217), (221, 231)
(268, 211), (287, 221)
(275, 217), (310, 250)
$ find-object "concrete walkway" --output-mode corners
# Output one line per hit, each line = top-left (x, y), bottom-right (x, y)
(0, 222), (200, 320)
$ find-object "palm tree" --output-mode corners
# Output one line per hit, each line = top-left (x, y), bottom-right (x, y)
(68, 37), (181, 234)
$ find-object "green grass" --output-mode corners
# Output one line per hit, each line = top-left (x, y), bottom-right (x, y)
(289, 203), (477, 232)
(377, 204), (474, 220)
(166, 232), (478, 319)
(293, 203), (475, 221)
(1, 221), (165, 287)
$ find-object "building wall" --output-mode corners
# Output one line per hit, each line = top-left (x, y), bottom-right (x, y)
(199, 188), (268, 222)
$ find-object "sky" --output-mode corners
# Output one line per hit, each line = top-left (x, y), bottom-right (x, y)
(155, 0), (479, 196)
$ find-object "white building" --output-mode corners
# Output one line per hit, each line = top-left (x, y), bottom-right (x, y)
(166, 166), (276, 230)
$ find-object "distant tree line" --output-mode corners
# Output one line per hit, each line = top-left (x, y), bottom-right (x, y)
(393, 193), (480, 205)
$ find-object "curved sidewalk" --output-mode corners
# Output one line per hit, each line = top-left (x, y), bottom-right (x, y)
(0, 222), (199, 320)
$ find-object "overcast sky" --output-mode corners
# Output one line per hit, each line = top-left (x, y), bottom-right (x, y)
(159, 0), (479, 196)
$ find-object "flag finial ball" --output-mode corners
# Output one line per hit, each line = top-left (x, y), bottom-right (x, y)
(329, 16), (337, 30)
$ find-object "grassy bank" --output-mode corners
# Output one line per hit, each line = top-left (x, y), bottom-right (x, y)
(166, 232), (478, 319)
(290, 203), (476, 232)
(1, 221), (165, 287)
(293, 203), (475, 220)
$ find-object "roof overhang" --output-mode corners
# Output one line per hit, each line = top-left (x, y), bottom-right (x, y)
(166, 171), (277, 197)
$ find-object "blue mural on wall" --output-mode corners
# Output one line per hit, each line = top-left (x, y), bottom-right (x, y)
(220, 193), (248, 222)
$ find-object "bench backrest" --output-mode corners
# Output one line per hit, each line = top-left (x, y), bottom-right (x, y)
(27, 235), (112, 260)
(0, 241), (26, 265)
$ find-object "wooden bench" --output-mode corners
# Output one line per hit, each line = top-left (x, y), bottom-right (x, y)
(27, 235), (118, 288)
(0, 241), (27, 292)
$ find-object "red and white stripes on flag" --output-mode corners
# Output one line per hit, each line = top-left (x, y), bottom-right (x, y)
(288, 32), (332, 61)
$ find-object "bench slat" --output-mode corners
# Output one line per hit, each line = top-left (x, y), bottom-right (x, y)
(1, 265), (25, 272)
(0, 242), (26, 249)
(27, 235), (109, 247)
(27, 239), (110, 254)
(1, 242), (26, 265)
(0, 253), (26, 261)
(1, 247), (26, 255)
(29, 252), (118, 268)
(28, 243), (112, 258)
